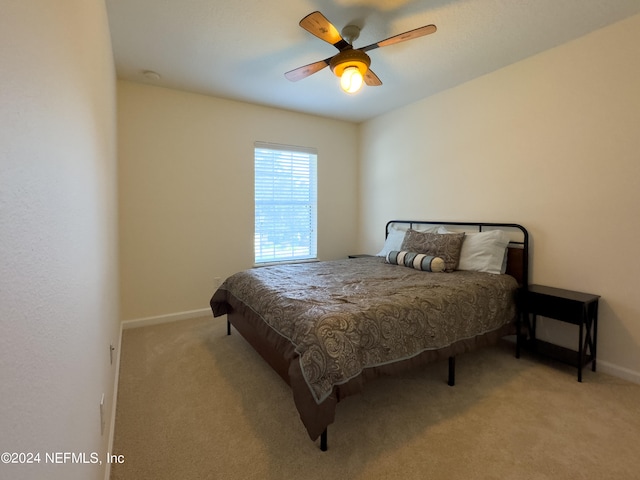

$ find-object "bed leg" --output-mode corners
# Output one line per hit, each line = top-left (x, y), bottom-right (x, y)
(516, 310), (522, 358)
(227, 319), (231, 336)
(320, 428), (328, 451)
(448, 356), (455, 386)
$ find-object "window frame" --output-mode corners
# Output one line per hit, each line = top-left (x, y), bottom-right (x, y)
(253, 141), (318, 266)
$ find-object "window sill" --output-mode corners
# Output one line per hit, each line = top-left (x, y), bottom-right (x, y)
(253, 258), (319, 268)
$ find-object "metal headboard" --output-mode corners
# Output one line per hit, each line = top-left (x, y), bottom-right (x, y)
(385, 220), (529, 288)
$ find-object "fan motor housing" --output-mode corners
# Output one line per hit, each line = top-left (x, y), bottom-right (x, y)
(330, 48), (371, 77)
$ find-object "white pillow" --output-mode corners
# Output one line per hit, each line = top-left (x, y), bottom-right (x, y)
(413, 224), (444, 233)
(376, 225), (408, 256)
(457, 230), (511, 274)
(376, 224), (439, 256)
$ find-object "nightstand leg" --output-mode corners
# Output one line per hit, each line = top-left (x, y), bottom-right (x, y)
(578, 321), (584, 382)
(591, 303), (598, 372)
(531, 314), (537, 342)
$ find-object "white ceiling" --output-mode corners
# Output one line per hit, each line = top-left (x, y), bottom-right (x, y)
(106, 0), (640, 123)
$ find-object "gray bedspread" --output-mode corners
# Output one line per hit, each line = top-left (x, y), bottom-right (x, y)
(211, 256), (518, 404)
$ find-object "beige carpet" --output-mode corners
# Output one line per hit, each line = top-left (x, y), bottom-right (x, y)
(110, 316), (640, 480)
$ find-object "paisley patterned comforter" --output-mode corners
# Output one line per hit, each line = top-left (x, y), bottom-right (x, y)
(211, 256), (518, 404)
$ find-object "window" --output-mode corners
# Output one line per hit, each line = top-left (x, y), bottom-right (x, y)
(254, 142), (317, 264)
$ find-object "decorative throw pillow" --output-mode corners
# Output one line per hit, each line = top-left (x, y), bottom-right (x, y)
(386, 251), (445, 272)
(401, 229), (465, 272)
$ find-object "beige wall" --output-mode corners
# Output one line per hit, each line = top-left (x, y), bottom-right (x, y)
(117, 82), (359, 320)
(359, 14), (640, 380)
(0, 1), (120, 479)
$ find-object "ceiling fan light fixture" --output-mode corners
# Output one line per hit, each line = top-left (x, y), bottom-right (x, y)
(340, 66), (364, 94)
(330, 49), (370, 94)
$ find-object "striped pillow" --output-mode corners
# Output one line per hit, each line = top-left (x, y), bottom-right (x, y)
(386, 250), (445, 272)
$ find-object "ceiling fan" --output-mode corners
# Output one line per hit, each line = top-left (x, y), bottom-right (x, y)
(285, 11), (437, 94)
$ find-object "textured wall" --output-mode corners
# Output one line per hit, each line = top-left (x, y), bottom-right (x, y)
(0, 1), (119, 479)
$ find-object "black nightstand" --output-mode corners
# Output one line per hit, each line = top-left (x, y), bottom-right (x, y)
(519, 284), (600, 382)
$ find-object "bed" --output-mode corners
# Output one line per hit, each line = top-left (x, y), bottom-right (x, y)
(210, 220), (529, 450)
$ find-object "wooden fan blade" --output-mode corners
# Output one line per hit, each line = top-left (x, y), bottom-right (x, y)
(364, 69), (382, 86)
(299, 11), (351, 50)
(284, 57), (332, 82)
(361, 24), (437, 53)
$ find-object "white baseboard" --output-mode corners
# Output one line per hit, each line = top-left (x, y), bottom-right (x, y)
(121, 308), (212, 330)
(598, 360), (640, 385)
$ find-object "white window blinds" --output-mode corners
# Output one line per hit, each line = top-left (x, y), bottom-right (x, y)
(254, 142), (318, 264)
